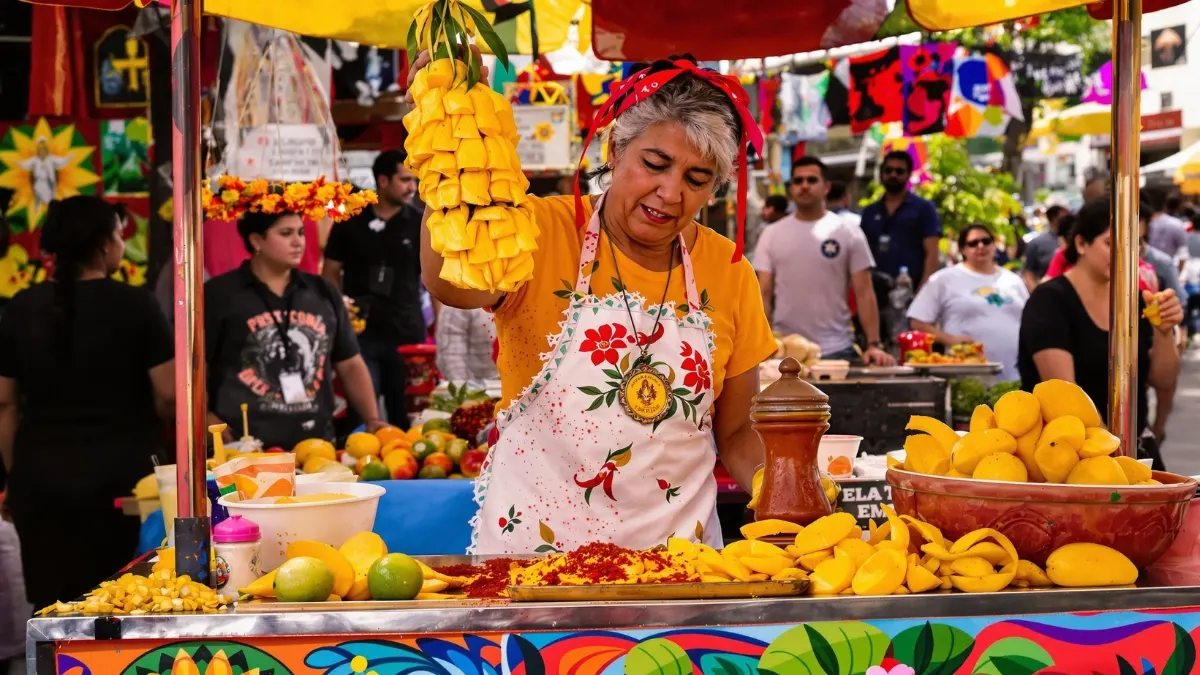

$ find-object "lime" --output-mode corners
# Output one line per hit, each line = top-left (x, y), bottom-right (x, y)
(422, 418), (451, 434)
(418, 464), (447, 479)
(368, 553), (423, 600)
(411, 439), (437, 461)
(359, 460), (391, 482)
(273, 556), (334, 602)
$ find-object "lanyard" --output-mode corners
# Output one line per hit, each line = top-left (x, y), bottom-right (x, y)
(250, 282), (298, 362)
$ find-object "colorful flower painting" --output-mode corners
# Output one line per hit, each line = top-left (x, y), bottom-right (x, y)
(0, 117), (100, 232)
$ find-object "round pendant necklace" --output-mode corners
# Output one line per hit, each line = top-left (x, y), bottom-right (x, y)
(601, 213), (676, 425)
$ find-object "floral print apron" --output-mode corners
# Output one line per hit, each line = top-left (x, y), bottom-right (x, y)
(469, 196), (721, 554)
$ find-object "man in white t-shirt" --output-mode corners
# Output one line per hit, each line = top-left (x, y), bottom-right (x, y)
(754, 157), (894, 366)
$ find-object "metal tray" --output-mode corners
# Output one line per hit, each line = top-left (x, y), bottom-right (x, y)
(235, 596), (503, 613)
(903, 362), (1003, 376)
(848, 366), (917, 378)
(506, 579), (808, 602)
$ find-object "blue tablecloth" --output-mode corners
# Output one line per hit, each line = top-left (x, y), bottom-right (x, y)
(139, 479), (479, 556)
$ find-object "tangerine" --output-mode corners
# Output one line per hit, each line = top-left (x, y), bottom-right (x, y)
(374, 426), (408, 447)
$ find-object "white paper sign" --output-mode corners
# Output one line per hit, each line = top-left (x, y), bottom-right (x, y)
(512, 105), (572, 171)
(228, 124), (335, 182)
(342, 150), (382, 190)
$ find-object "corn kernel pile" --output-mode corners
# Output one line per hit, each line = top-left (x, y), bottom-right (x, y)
(403, 0), (538, 293)
(39, 569), (232, 616)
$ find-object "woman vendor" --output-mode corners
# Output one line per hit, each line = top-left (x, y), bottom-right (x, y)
(411, 54), (776, 553)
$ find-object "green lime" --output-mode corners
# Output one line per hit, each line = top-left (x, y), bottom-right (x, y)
(411, 439), (437, 461)
(421, 418), (451, 434)
(359, 461), (391, 482)
(368, 553), (423, 601)
(273, 556), (334, 602)
(418, 464), (447, 479)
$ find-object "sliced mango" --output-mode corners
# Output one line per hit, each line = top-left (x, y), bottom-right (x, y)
(1114, 456), (1152, 484)
(1079, 427), (1121, 458)
(809, 557), (856, 594)
(792, 512), (858, 555)
(1015, 560), (1053, 586)
(899, 515), (945, 549)
(905, 416), (961, 453)
(286, 541), (354, 598)
(951, 429), (1018, 474)
(834, 538), (876, 569)
(741, 519), (804, 540)
(906, 559), (942, 593)
(740, 555), (793, 577)
(880, 505), (911, 552)
(969, 404), (996, 432)
(851, 549), (907, 596)
(797, 550), (835, 572)
(948, 556), (995, 578)
(950, 571), (1015, 593)
(771, 567), (809, 582)
(904, 434), (951, 475)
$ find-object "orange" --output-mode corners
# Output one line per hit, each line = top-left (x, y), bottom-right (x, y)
(374, 426), (407, 447)
(345, 432), (382, 459)
(380, 438), (413, 459)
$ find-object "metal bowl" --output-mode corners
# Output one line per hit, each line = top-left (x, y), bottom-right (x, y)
(887, 468), (1197, 567)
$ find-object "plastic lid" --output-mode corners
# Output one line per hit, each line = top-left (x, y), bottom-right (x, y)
(212, 515), (261, 543)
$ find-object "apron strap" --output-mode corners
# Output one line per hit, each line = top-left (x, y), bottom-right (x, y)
(574, 193), (702, 311)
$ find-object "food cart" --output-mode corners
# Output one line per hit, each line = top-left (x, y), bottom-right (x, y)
(25, 0), (1200, 673)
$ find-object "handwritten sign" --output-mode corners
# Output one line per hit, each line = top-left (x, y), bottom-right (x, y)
(512, 105), (572, 171)
(227, 124), (335, 182)
(836, 478), (893, 529)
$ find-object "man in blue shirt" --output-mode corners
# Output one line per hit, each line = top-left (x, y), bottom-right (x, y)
(861, 150), (943, 289)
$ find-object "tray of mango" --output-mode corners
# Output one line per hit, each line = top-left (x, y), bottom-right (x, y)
(37, 568), (233, 616)
(735, 505), (1139, 595)
(893, 378), (1158, 485)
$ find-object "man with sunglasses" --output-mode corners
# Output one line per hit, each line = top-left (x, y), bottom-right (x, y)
(754, 157), (895, 366)
(861, 151), (943, 290)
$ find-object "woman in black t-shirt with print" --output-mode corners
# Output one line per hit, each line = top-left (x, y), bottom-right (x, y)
(0, 196), (176, 609)
(204, 211), (383, 450)
(1018, 197), (1182, 467)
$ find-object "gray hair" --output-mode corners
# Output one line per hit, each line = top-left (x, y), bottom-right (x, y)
(596, 75), (740, 191)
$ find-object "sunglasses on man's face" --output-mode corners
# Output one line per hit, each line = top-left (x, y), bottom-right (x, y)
(791, 176), (822, 185)
(964, 237), (994, 249)
(882, 166), (910, 176)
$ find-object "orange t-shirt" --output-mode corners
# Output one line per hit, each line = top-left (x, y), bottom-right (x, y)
(494, 195), (778, 409)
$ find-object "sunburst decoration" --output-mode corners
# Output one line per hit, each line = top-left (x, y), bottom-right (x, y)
(0, 117), (101, 231)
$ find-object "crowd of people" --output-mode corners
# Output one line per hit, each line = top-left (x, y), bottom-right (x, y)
(754, 153), (1188, 471)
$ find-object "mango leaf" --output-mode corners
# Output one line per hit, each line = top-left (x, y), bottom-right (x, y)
(972, 637), (1053, 675)
(578, 386), (603, 396)
(1162, 624), (1196, 675)
(700, 653), (759, 675)
(891, 622), (974, 675)
(459, 3), (509, 70)
(626, 638), (692, 675)
(758, 621), (889, 675)
(406, 18), (419, 64)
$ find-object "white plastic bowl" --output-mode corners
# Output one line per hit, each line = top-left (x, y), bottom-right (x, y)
(219, 481), (385, 570)
(819, 435), (862, 478)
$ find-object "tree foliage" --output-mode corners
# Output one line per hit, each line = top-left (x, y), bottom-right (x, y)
(861, 136), (1024, 244)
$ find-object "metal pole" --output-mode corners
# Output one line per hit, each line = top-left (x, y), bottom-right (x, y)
(1108, 0), (1141, 459)
(171, 0), (211, 583)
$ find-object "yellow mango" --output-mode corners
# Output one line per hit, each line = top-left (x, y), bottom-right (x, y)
(1033, 379), (1103, 428)
(905, 415), (960, 453)
(970, 405), (996, 432)
(771, 568), (809, 582)
(792, 512), (858, 555)
(488, 258), (507, 284)
(1038, 415), (1086, 452)
(945, 468), (971, 478)
(409, 67), (430, 102)
(740, 555), (793, 576)
(887, 455), (904, 470)
(1015, 416), (1046, 482)
(951, 429), (1017, 474)
(1035, 440), (1079, 483)
(286, 541), (354, 598)
(667, 537), (696, 558)
(698, 550), (732, 577)
(455, 138), (487, 171)
(483, 137), (509, 170)
(899, 515), (945, 549)
(797, 550), (834, 571)
(741, 519), (804, 540)
(421, 578), (449, 593)
(972, 452), (1028, 482)
(453, 114), (481, 140)
(960, 541), (1013, 566)
(880, 505), (911, 552)
(1015, 559), (1053, 586)
(920, 554), (941, 574)
(701, 574), (731, 583)
(469, 88), (502, 136)
(906, 560), (942, 593)
(1045, 543), (1137, 587)
(866, 519), (891, 546)
(809, 557), (856, 594)
(1066, 456), (1130, 486)
(429, 151), (458, 177)
(460, 170), (491, 206)
(402, 107), (424, 136)
(495, 236), (519, 259)
(1114, 456), (1152, 483)
(490, 180), (514, 204)
(1079, 427), (1121, 458)
(719, 552), (755, 581)
(237, 568), (277, 598)
(904, 434), (950, 475)
(432, 119), (459, 152)
(499, 253), (534, 289)
(1138, 478), (1163, 486)
(994, 390), (1042, 437)
(419, 87), (447, 123)
(437, 175), (461, 210)
(345, 576), (371, 601)
(439, 254), (464, 285)
(851, 549), (907, 596)
(948, 529), (1019, 569)
(426, 209), (446, 253)
(424, 58), (459, 88)
(443, 87), (474, 115)
(833, 538), (876, 569)
(948, 556), (994, 578)
(460, 258), (487, 289)
(950, 571), (1015, 593)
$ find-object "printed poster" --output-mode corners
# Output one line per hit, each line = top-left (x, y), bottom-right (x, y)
(100, 118), (150, 197)
(901, 43), (956, 137)
(848, 47), (902, 134)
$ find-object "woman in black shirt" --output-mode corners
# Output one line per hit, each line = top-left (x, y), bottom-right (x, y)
(1018, 196), (1182, 464)
(204, 212), (383, 450)
(0, 196), (175, 608)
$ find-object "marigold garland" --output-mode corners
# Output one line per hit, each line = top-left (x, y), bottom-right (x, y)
(201, 176), (377, 223)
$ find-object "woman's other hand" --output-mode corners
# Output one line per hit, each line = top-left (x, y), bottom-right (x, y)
(863, 345), (896, 367)
(1145, 289), (1183, 333)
